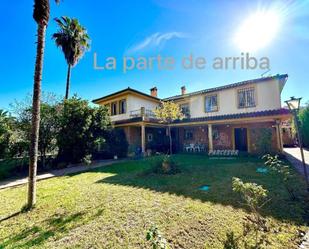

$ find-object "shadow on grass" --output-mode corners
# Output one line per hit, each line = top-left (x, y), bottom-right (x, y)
(0, 207), (105, 249)
(92, 154), (309, 225)
(0, 212), (85, 248)
(0, 211), (24, 223)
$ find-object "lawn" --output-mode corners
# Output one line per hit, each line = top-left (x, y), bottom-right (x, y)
(0, 154), (308, 248)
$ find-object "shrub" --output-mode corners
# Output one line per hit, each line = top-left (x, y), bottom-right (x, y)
(57, 96), (110, 164)
(223, 231), (240, 249)
(146, 225), (170, 249)
(0, 110), (12, 158)
(299, 103), (309, 148)
(151, 155), (180, 175)
(95, 128), (129, 159)
(232, 177), (271, 249)
(262, 154), (296, 200)
(253, 128), (272, 154)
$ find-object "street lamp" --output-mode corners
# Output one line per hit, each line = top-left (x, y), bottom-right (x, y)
(285, 96), (309, 190)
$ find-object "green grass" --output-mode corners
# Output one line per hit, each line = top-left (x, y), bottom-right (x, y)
(0, 155), (308, 248)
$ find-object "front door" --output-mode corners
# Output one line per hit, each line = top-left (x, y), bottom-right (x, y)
(234, 128), (248, 151)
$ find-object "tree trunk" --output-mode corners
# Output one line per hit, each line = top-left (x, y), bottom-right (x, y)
(168, 126), (173, 154)
(65, 64), (71, 100)
(28, 23), (46, 208)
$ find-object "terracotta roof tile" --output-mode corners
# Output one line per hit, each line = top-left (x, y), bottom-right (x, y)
(114, 108), (291, 125)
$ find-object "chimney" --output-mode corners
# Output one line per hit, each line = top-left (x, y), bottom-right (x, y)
(181, 86), (186, 95)
(150, 87), (158, 97)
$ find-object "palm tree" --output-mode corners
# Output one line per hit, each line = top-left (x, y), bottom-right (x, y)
(52, 17), (90, 99)
(28, 0), (59, 209)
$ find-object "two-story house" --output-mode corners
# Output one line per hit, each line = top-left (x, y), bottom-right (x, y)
(92, 74), (291, 154)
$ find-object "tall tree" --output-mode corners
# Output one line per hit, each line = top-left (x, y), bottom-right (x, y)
(52, 17), (90, 99)
(154, 101), (184, 154)
(28, 0), (59, 208)
(11, 93), (61, 168)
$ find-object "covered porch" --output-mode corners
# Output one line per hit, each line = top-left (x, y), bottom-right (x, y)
(171, 119), (286, 154)
(115, 109), (290, 155)
(120, 122), (169, 155)
(118, 121), (284, 156)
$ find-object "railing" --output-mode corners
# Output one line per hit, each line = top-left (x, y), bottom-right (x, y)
(130, 108), (156, 119)
(145, 109), (156, 118)
(130, 109), (142, 118)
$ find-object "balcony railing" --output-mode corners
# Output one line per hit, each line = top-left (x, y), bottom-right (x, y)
(130, 107), (156, 119)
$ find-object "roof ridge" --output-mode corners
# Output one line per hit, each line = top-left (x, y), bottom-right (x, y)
(163, 74), (288, 101)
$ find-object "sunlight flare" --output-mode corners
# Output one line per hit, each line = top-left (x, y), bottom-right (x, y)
(234, 9), (281, 52)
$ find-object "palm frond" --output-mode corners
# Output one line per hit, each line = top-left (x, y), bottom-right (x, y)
(33, 0), (50, 25)
(52, 16), (91, 66)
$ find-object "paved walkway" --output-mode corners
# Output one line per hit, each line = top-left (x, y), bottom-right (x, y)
(284, 148), (309, 249)
(284, 147), (309, 181)
(0, 159), (124, 190)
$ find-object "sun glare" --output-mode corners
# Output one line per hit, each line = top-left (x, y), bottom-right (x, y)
(234, 10), (281, 52)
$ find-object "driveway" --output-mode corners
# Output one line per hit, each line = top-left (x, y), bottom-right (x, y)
(284, 147), (309, 181)
(0, 159), (125, 190)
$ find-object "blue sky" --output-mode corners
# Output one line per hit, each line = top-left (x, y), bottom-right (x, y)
(1, 0), (309, 110)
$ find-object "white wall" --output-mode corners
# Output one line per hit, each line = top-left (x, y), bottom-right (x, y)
(110, 94), (159, 122)
(108, 78), (282, 121)
(179, 78), (281, 118)
(127, 95), (159, 112)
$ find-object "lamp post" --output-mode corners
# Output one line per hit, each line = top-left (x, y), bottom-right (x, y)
(285, 96), (309, 190)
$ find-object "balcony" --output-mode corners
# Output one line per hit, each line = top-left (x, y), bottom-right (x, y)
(130, 107), (156, 119)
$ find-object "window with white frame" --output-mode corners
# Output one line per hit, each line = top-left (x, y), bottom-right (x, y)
(205, 94), (218, 112)
(238, 88), (255, 108)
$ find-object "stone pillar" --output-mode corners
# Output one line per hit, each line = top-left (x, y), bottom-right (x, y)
(279, 123), (283, 151)
(208, 124), (213, 151)
(141, 124), (146, 154)
(141, 107), (145, 120)
(275, 120), (283, 152)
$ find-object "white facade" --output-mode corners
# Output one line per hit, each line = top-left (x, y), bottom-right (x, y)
(177, 78), (283, 119)
(109, 94), (159, 122)
(95, 76), (286, 122)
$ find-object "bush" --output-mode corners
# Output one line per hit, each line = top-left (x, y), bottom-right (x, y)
(94, 128), (129, 159)
(253, 128), (272, 154)
(262, 154), (296, 200)
(299, 104), (309, 148)
(0, 110), (14, 158)
(223, 231), (240, 249)
(232, 177), (271, 249)
(151, 155), (180, 175)
(57, 96), (110, 164)
(0, 158), (28, 180)
(146, 225), (170, 249)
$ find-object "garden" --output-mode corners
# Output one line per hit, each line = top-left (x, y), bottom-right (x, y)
(0, 95), (128, 180)
(0, 154), (308, 248)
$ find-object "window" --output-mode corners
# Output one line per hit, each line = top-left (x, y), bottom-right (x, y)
(119, 99), (126, 114)
(184, 130), (193, 140)
(180, 103), (190, 117)
(238, 88), (255, 108)
(111, 102), (117, 116)
(147, 133), (153, 142)
(205, 94), (218, 112)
